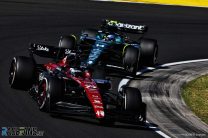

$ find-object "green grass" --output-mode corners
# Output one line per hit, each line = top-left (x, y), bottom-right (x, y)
(182, 75), (208, 124)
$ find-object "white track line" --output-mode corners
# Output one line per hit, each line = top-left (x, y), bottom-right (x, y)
(117, 58), (208, 138)
(118, 58), (208, 90)
(161, 59), (208, 67)
(156, 131), (171, 138)
(146, 121), (171, 138)
(106, 64), (124, 69)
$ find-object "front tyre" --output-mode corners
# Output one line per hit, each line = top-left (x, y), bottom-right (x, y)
(121, 86), (146, 124)
(122, 87), (142, 112)
(9, 56), (36, 90)
(38, 77), (63, 112)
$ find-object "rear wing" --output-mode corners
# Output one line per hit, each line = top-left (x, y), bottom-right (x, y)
(29, 43), (75, 59)
(101, 19), (148, 34)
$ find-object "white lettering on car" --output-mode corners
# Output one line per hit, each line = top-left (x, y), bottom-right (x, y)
(96, 110), (105, 116)
(65, 49), (77, 55)
(117, 23), (145, 30)
(36, 45), (49, 52)
(93, 99), (102, 104)
(107, 20), (145, 31)
(85, 84), (97, 89)
(65, 49), (71, 54)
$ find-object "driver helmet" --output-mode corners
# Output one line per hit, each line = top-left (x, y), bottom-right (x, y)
(115, 36), (123, 44)
(106, 34), (115, 42)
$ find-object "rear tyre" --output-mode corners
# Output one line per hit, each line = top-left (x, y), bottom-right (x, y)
(59, 35), (76, 50)
(38, 77), (63, 112)
(123, 46), (140, 75)
(140, 38), (158, 66)
(9, 56), (36, 90)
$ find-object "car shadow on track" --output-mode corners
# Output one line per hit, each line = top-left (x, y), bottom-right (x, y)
(50, 114), (156, 131)
(109, 74), (153, 80)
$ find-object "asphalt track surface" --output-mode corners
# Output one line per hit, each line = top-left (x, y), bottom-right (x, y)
(128, 62), (208, 138)
(0, 0), (208, 138)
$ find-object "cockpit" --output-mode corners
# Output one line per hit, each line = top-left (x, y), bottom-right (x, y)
(96, 32), (124, 44)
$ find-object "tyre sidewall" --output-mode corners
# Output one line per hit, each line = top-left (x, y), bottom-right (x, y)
(9, 56), (36, 90)
(123, 46), (140, 74)
(140, 38), (158, 66)
(38, 77), (63, 112)
(123, 87), (142, 112)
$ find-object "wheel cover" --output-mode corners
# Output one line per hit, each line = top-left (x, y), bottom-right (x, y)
(38, 80), (47, 109)
(124, 93), (127, 110)
(126, 65), (135, 73)
(9, 59), (16, 85)
(153, 47), (158, 64)
(123, 48), (139, 73)
(123, 57), (138, 73)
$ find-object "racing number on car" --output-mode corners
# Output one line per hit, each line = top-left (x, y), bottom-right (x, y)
(85, 84), (97, 89)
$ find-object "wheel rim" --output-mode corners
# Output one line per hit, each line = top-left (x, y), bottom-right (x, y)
(38, 80), (47, 109)
(123, 51), (138, 73)
(9, 59), (16, 85)
(153, 47), (158, 65)
(124, 93), (127, 110)
(127, 66), (134, 73)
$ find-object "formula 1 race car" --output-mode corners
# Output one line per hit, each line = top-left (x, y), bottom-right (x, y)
(9, 41), (146, 125)
(78, 19), (158, 75)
